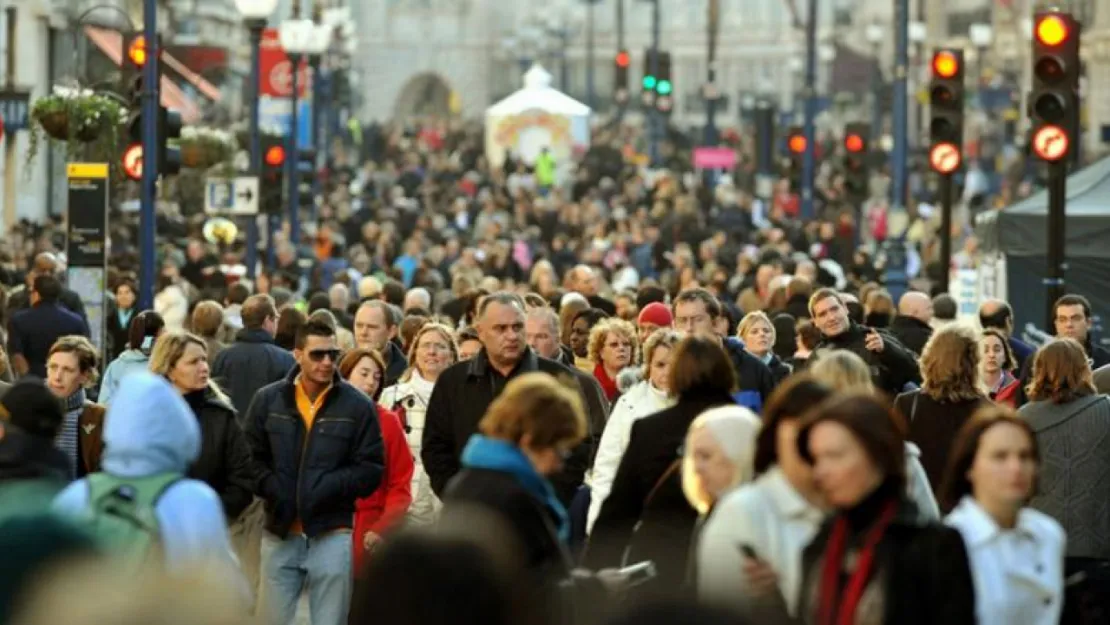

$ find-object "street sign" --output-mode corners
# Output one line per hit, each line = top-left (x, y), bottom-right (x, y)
(122, 143), (143, 180)
(205, 176), (260, 215)
(1032, 125), (1069, 162)
(66, 163), (109, 354)
(929, 142), (962, 174)
(0, 89), (30, 132)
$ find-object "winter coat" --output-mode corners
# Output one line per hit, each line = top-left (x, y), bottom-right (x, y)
(889, 315), (934, 356)
(181, 388), (255, 522)
(380, 373), (439, 525)
(894, 390), (990, 500)
(721, 337), (776, 413)
(817, 323), (922, 395)
(98, 350), (151, 407)
(211, 329), (296, 422)
(353, 405), (413, 575)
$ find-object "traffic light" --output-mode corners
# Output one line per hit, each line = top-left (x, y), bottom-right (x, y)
(158, 105), (182, 176)
(842, 123), (870, 198)
(119, 33), (182, 178)
(654, 51), (673, 114)
(1029, 11), (1080, 163)
(641, 48), (658, 92)
(614, 49), (630, 103)
(260, 138), (285, 214)
(928, 48), (965, 175)
(122, 33), (146, 145)
(785, 125), (805, 190)
(296, 149), (316, 214)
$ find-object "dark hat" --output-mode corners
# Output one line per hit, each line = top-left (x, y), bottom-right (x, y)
(0, 378), (65, 440)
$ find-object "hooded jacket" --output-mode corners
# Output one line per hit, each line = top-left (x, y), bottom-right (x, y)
(98, 350), (151, 407)
(52, 373), (245, 582)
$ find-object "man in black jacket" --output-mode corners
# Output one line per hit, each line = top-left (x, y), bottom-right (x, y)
(422, 292), (592, 505)
(889, 291), (934, 356)
(6, 253), (87, 323)
(245, 319), (383, 625)
(810, 288), (921, 395)
(211, 294), (295, 424)
(672, 288), (775, 412)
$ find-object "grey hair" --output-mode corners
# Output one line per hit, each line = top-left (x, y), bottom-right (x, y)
(526, 306), (560, 334)
(405, 287), (432, 310)
(477, 291), (525, 320)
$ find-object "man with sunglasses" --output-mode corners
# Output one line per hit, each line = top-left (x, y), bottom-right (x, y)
(245, 319), (384, 625)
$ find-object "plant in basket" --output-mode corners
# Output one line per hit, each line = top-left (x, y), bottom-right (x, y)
(25, 85), (127, 173)
(179, 126), (238, 169)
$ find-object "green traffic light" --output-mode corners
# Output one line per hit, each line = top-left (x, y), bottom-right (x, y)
(657, 79), (672, 95)
(642, 75), (657, 90)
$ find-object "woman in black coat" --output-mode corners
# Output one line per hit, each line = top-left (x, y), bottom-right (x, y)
(792, 393), (975, 625)
(584, 336), (738, 598)
(149, 330), (254, 521)
(105, 279), (138, 362)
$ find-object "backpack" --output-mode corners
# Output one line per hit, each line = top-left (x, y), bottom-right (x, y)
(83, 472), (182, 573)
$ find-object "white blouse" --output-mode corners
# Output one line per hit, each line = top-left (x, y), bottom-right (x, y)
(946, 496), (1066, 625)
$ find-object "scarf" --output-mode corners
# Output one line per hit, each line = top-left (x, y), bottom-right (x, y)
(117, 308), (134, 332)
(460, 434), (569, 542)
(593, 362), (620, 402)
(817, 487), (899, 625)
(63, 388), (86, 412)
(407, 369), (436, 401)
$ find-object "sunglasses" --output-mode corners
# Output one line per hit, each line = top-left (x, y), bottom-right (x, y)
(307, 349), (341, 363)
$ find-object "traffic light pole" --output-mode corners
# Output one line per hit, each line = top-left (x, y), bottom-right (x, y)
(648, 0), (661, 166)
(288, 52), (301, 250)
(884, 0), (910, 302)
(704, 0), (719, 147)
(938, 172), (953, 294)
(246, 20), (265, 282)
(139, 0), (159, 310)
(800, 0), (817, 221)
(1045, 160), (1067, 328)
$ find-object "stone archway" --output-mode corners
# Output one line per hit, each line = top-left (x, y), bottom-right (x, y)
(392, 73), (452, 119)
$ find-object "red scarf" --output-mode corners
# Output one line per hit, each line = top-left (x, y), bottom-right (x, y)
(817, 500), (898, 625)
(593, 363), (620, 401)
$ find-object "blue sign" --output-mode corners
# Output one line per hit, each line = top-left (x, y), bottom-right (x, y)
(0, 90), (30, 132)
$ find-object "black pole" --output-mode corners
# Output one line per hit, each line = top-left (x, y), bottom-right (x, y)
(648, 0), (661, 165)
(1045, 160), (1068, 328)
(246, 20), (264, 281)
(938, 173), (953, 294)
(704, 0), (719, 147)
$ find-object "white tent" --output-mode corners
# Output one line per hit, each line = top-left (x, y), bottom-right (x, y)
(484, 64), (591, 176)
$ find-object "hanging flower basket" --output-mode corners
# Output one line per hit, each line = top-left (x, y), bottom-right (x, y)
(38, 111), (70, 140)
(24, 86), (127, 176)
(180, 126), (237, 170)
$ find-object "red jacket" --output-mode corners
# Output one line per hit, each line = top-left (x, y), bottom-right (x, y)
(352, 405), (414, 575)
(991, 372), (1021, 408)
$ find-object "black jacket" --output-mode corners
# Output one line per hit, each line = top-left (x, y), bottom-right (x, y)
(182, 388), (255, 521)
(7, 285), (87, 324)
(816, 323), (922, 396)
(889, 315), (934, 356)
(211, 328), (296, 423)
(799, 497), (975, 625)
(0, 426), (69, 484)
(765, 354), (793, 387)
(421, 348), (592, 505)
(245, 367), (384, 538)
(722, 337), (776, 412)
(585, 391), (736, 596)
(382, 341), (409, 388)
(105, 306), (134, 362)
(555, 347), (611, 454)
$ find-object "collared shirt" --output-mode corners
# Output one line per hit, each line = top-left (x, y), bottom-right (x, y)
(946, 496), (1065, 625)
(290, 375), (332, 534)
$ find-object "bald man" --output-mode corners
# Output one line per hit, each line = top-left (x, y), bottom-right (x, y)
(978, 298), (1034, 371)
(565, 264), (615, 316)
(889, 291), (934, 355)
(7, 253), (87, 323)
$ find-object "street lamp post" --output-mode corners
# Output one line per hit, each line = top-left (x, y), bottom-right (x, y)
(234, 0), (278, 282)
(866, 23), (884, 144)
(908, 20), (926, 147)
(305, 23), (331, 226)
(800, 0), (818, 220)
(279, 17), (314, 251)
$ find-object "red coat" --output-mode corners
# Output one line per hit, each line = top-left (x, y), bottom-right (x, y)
(991, 372), (1021, 409)
(352, 405), (414, 575)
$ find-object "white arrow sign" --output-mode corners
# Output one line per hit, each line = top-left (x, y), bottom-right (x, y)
(205, 176), (259, 216)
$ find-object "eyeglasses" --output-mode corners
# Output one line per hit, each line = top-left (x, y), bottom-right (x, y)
(307, 349), (341, 363)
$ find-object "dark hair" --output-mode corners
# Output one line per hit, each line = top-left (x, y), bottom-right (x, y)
(226, 282), (251, 306)
(0, 377), (65, 439)
(308, 292), (331, 314)
(978, 301), (1013, 331)
(940, 404), (1039, 511)
(1054, 294), (1092, 320)
(673, 288), (721, 319)
(571, 307), (609, 330)
(295, 318), (337, 350)
(457, 327), (480, 344)
(981, 328), (1016, 373)
(382, 280), (406, 306)
(636, 285), (668, 310)
(755, 376), (834, 474)
(32, 275), (62, 303)
(127, 311), (165, 352)
(275, 307), (307, 351)
(338, 347), (387, 401)
(668, 335), (737, 397)
(797, 393), (908, 495)
(796, 319), (822, 351)
(242, 294), (277, 330)
(772, 313), (797, 360)
(933, 294), (957, 321)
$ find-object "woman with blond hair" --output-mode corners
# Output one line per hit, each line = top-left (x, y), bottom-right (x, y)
(587, 317), (638, 402)
(149, 330), (253, 522)
(1020, 338), (1110, 564)
(809, 348), (941, 519)
(737, 311), (792, 385)
(894, 324), (990, 499)
(380, 322), (458, 525)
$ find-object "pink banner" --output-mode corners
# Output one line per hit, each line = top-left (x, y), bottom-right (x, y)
(693, 147), (737, 170)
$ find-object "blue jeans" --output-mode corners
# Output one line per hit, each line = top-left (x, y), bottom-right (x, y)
(258, 530), (352, 625)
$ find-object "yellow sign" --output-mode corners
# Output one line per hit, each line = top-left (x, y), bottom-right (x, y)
(67, 163), (109, 179)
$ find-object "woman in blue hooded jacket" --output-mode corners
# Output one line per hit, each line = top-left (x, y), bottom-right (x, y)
(98, 311), (164, 406)
(442, 372), (587, 579)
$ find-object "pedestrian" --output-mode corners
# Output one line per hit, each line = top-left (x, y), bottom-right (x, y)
(737, 311), (793, 386)
(8, 275), (90, 378)
(99, 311), (164, 406)
(942, 406), (1064, 625)
(210, 294), (295, 422)
(43, 336), (105, 480)
(980, 328), (1020, 407)
(190, 300), (228, 364)
(149, 331), (253, 522)
(889, 291), (934, 356)
(106, 279), (137, 362)
(353, 300), (408, 387)
(246, 319), (384, 625)
(586, 318), (637, 403)
(0, 378), (71, 513)
(795, 393), (976, 625)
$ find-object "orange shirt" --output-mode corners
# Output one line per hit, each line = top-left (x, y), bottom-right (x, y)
(289, 376), (331, 535)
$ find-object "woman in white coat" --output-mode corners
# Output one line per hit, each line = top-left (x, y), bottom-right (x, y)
(943, 405), (1064, 625)
(587, 329), (680, 534)
(380, 322), (458, 526)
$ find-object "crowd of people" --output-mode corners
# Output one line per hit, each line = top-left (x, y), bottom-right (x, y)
(0, 119), (1108, 625)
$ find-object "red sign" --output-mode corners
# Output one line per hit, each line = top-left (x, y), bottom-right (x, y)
(693, 147), (737, 170)
(259, 28), (310, 98)
(122, 143), (143, 180)
(1032, 125), (1069, 162)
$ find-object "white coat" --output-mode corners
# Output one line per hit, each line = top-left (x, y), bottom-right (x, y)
(380, 371), (440, 525)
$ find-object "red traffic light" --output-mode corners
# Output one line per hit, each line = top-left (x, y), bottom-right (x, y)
(788, 135), (807, 154)
(264, 145), (286, 167)
(122, 143), (143, 180)
(932, 51), (960, 78)
(1032, 125), (1070, 162)
(845, 134), (865, 153)
(1036, 15), (1070, 47)
(127, 35), (148, 66)
(616, 51), (630, 68)
(928, 142), (961, 175)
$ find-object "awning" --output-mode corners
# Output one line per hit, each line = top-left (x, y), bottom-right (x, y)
(83, 26), (203, 123)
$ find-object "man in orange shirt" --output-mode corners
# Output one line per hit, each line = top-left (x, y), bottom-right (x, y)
(246, 319), (384, 625)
